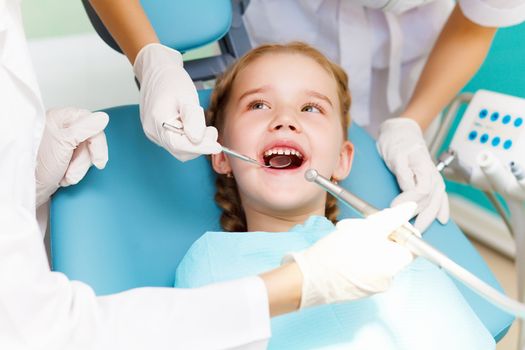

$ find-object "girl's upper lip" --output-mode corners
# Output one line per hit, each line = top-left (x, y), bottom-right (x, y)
(259, 139), (307, 161)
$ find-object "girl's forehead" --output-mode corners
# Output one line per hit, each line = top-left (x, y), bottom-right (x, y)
(239, 53), (331, 78)
(232, 53), (338, 96)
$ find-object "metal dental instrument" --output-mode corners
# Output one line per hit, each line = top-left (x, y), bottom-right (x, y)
(436, 149), (457, 172)
(162, 122), (292, 168)
(305, 168), (525, 320)
(221, 146), (292, 169)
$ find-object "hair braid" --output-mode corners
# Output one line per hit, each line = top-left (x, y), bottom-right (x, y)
(214, 174), (247, 232)
(325, 193), (339, 224)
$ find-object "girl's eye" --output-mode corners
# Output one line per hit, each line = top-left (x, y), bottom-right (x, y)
(301, 104), (323, 113)
(249, 100), (270, 110)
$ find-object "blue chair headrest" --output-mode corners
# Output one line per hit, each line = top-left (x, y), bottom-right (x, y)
(82, 0), (232, 53)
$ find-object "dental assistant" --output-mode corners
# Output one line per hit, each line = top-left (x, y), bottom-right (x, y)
(0, 1), (418, 348)
(88, 0), (525, 233)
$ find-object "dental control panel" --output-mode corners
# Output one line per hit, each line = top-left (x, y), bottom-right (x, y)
(449, 90), (525, 198)
(450, 90), (525, 171)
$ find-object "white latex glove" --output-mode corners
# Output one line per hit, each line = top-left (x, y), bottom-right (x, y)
(377, 118), (449, 232)
(283, 202), (418, 309)
(35, 108), (109, 207)
(133, 43), (221, 161)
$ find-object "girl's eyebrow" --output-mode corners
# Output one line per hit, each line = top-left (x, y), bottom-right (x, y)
(237, 86), (333, 107)
(305, 90), (333, 107)
(238, 86), (270, 102)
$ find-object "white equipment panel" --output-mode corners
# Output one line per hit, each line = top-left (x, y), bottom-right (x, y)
(450, 90), (525, 172)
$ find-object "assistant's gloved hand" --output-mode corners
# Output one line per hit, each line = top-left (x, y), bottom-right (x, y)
(35, 108), (109, 207)
(283, 202), (418, 309)
(377, 117), (449, 232)
(133, 43), (221, 161)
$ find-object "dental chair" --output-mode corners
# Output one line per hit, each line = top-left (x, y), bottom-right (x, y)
(51, 0), (513, 342)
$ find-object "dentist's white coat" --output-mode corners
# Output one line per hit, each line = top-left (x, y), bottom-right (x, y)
(244, 0), (525, 137)
(0, 1), (271, 349)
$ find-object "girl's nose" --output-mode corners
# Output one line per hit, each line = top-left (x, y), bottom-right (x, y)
(269, 110), (301, 132)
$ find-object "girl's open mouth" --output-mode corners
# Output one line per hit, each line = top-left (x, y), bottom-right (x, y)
(262, 146), (305, 170)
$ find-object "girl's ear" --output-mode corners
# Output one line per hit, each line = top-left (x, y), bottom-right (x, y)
(332, 140), (354, 181)
(211, 151), (232, 175)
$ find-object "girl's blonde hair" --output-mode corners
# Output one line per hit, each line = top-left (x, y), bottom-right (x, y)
(207, 42), (351, 232)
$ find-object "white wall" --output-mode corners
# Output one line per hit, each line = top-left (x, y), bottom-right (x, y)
(28, 33), (139, 111)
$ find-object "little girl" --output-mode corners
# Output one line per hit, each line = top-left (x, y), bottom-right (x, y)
(174, 42), (494, 349)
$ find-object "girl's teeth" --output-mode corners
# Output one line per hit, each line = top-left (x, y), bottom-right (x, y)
(264, 147), (303, 158)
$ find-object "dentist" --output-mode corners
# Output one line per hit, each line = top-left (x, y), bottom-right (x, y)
(0, 1), (417, 348)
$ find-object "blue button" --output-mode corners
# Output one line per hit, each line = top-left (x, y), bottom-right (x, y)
(480, 134), (489, 143)
(468, 130), (478, 140)
(479, 109), (488, 119)
(491, 137), (501, 146)
(514, 118), (523, 127)
(503, 140), (513, 149)
(502, 115), (511, 124)
(490, 112), (499, 122)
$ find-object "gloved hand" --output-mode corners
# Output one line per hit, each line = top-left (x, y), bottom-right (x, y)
(133, 43), (221, 161)
(377, 117), (449, 232)
(283, 202), (418, 309)
(35, 108), (109, 207)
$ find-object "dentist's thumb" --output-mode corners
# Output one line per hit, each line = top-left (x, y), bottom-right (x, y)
(368, 201), (419, 239)
(180, 104), (207, 144)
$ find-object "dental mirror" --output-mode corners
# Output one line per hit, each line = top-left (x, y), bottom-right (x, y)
(268, 155), (293, 168)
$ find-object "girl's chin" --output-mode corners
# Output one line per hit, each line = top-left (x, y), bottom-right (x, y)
(260, 192), (317, 211)
(259, 181), (308, 195)
(259, 172), (307, 187)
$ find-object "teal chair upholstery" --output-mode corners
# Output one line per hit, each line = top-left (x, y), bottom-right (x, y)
(83, 0), (232, 52)
(81, 0), (251, 81)
(51, 0), (513, 343)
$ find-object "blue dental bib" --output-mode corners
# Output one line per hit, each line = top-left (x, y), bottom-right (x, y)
(175, 216), (494, 350)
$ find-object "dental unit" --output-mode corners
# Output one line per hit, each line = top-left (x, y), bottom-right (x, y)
(428, 89), (525, 349)
(431, 90), (525, 201)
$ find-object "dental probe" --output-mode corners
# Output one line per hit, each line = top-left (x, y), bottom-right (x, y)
(305, 168), (525, 320)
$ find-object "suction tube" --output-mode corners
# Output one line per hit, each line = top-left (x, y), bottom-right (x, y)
(305, 168), (525, 319)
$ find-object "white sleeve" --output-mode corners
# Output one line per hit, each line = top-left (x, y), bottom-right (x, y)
(0, 205), (271, 350)
(459, 0), (525, 27)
